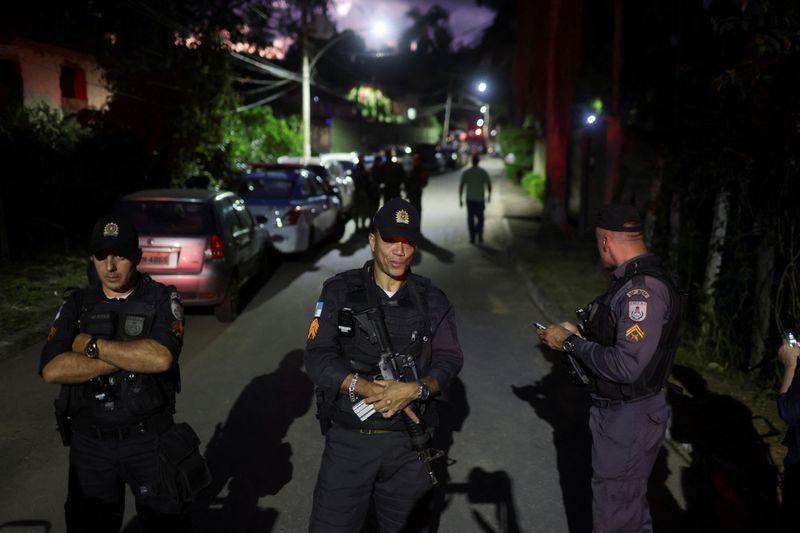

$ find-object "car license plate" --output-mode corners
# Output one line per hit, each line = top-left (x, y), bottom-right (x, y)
(141, 251), (177, 268)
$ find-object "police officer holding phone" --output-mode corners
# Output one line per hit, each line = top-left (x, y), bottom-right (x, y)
(305, 198), (463, 533)
(777, 328), (800, 530)
(538, 204), (683, 532)
(40, 215), (206, 532)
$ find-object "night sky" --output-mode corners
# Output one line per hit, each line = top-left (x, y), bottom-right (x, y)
(332, 0), (495, 49)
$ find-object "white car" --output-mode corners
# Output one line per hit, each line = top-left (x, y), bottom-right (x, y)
(277, 156), (355, 215)
(236, 165), (343, 258)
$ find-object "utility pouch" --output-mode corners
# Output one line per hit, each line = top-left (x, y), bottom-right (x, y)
(54, 398), (72, 446)
(158, 423), (212, 506)
(83, 310), (117, 337)
(315, 387), (333, 436)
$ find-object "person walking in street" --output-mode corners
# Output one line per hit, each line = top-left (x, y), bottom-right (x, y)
(405, 155), (428, 222)
(458, 154), (492, 243)
(777, 330), (800, 531)
(352, 155), (374, 231)
(304, 197), (464, 532)
(537, 204), (684, 532)
(381, 148), (406, 205)
(40, 215), (209, 533)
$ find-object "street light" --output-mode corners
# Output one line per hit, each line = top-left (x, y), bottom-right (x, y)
(302, 21), (387, 159)
(477, 81), (487, 93)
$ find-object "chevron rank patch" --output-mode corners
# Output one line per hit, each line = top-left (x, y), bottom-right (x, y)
(308, 318), (320, 340)
(625, 324), (645, 342)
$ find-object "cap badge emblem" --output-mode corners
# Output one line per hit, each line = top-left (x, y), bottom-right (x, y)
(395, 210), (410, 225)
(103, 222), (120, 238)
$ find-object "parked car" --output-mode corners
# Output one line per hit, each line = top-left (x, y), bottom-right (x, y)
(277, 156), (355, 215)
(411, 143), (447, 174)
(114, 189), (271, 322)
(320, 152), (359, 177)
(235, 165), (343, 259)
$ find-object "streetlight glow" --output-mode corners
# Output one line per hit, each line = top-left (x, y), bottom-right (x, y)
(476, 118), (485, 127)
(477, 81), (487, 93)
(480, 105), (487, 114)
(373, 21), (387, 36)
(586, 114), (597, 125)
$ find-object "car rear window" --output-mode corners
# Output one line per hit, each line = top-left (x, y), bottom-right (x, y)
(116, 200), (215, 236)
(237, 175), (295, 200)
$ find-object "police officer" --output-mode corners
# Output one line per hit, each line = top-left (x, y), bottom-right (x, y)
(538, 204), (683, 532)
(777, 333), (800, 530)
(40, 215), (195, 532)
(305, 197), (464, 533)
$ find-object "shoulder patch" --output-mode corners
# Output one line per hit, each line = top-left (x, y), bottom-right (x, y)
(307, 318), (320, 340)
(170, 291), (184, 321)
(626, 288), (651, 299)
(628, 301), (647, 322)
(625, 324), (645, 342)
(314, 301), (324, 317)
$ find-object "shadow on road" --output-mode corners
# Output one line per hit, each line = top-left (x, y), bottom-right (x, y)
(668, 364), (781, 532)
(415, 233), (455, 265)
(512, 346), (592, 533)
(190, 349), (314, 532)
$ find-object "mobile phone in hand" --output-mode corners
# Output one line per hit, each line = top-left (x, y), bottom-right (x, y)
(785, 330), (798, 347)
(534, 322), (547, 330)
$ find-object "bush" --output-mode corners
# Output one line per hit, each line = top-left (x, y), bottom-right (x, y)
(521, 171), (545, 202)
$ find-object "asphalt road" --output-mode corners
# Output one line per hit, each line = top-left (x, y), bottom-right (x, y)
(0, 160), (594, 532)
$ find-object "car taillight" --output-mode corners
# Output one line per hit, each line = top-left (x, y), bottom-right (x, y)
(205, 234), (224, 259)
(284, 206), (301, 225)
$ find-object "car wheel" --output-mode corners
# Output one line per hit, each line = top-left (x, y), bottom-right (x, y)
(301, 228), (316, 261)
(214, 273), (239, 322)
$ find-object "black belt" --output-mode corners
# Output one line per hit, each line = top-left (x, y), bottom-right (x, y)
(72, 412), (174, 441)
(591, 390), (662, 408)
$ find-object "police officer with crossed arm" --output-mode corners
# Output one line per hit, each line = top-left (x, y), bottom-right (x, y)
(538, 204), (683, 532)
(40, 215), (207, 532)
(305, 197), (463, 532)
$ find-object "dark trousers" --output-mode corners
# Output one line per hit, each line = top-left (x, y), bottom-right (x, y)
(589, 393), (669, 533)
(66, 430), (191, 533)
(466, 201), (485, 242)
(781, 460), (800, 531)
(309, 424), (432, 533)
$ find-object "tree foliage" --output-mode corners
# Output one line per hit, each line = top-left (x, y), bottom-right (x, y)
(223, 105), (302, 168)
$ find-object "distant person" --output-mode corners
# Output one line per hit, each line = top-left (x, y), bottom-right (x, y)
(40, 215), (209, 532)
(458, 154), (492, 244)
(352, 156), (374, 231)
(371, 151), (386, 208)
(405, 155), (428, 222)
(538, 204), (683, 532)
(381, 149), (406, 205)
(778, 330), (800, 531)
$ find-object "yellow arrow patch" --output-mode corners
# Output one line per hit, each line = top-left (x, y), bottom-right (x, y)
(625, 324), (645, 342)
(307, 318), (320, 341)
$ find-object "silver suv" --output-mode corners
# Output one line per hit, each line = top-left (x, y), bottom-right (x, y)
(115, 189), (271, 322)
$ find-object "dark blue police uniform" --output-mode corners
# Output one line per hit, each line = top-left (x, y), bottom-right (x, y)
(40, 273), (188, 532)
(778, 369), (800, 530)
(305, 260), (463, 533)
(569, 253), (682, 532)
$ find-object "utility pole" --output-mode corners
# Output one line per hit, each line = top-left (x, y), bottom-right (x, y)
(302, 0), (312, 160)
(441, 79), (452, 146)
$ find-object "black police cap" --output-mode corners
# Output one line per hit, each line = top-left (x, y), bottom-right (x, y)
(372, 197), (420, 243)
(596, 204), (643, 233)
(90, 214), (140, 259)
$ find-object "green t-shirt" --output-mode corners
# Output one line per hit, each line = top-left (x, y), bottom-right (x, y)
(460, 166), (491, 202)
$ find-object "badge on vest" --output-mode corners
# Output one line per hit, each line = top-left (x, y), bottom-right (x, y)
(124, 315), (146, 337)
(628, 301), (647, 322)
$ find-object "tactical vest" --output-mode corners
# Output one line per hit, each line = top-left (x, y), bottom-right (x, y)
(332, 261), (433, 430)
(66, 275), (178, 424)
(583, 255), (683, 401)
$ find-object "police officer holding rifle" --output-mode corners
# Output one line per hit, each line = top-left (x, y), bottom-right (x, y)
(537, 204), (683, 532)
(305, 198), (464, 533)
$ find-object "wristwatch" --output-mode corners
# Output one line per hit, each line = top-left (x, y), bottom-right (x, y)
(562, 334), (578, 354)
(84, 337), (100, 359)
(417, 381), (430, 401)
